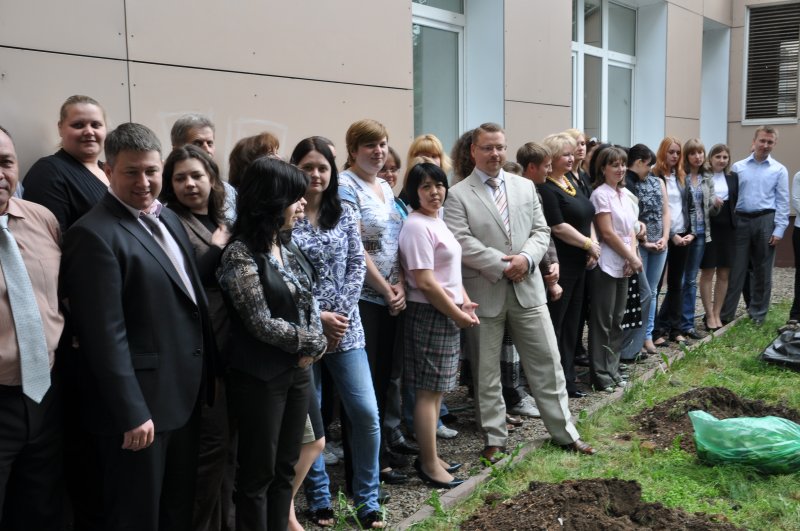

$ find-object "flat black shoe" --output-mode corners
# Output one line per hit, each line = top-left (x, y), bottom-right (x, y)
(445, 461), (462, 473)
(389, 439), (420, 455)
(414, 460), (464, 489)
(574, 355), (591, 367)
(568, 390), (588, 398)
(684, 328), (706, 340)
(379, 469), (408, 484)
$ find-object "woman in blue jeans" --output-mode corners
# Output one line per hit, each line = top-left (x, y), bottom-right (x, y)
(291, 137), (383, 528)
(628, 143), (669, 353)
(680, 138), (719, 337)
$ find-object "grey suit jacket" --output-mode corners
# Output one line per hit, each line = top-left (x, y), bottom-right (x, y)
(444, 170), (551, 317)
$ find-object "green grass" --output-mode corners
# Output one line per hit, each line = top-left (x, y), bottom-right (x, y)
(410, 303), (800, 530)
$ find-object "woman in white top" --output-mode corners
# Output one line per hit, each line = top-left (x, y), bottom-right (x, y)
(652, 137), (696, 346)
(699, 144), (739, 330)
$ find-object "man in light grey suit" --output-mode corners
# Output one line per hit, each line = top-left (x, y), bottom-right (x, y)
(444, 123), (596, 463)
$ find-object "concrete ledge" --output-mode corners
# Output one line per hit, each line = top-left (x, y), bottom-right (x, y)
(394, 315), (743, 530)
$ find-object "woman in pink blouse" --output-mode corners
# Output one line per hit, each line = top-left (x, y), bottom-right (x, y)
(399, 163), (478, 489)
(588, 146), (642, 393)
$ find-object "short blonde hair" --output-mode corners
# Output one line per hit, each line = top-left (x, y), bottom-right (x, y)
(407, 134), (452, 174)
(542, 133), (577, 161)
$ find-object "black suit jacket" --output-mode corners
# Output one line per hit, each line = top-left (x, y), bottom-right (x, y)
(61, 193), (214, 435)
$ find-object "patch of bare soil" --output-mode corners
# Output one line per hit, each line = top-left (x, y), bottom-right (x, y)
(633, 386), (800, 453)
(461, 478), (742, 530)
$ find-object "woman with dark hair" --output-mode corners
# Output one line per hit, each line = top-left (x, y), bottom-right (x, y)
(399, 162), (476, 488)
(450, 129), (475, 184)
(291, 138), (383, 529)
(588, 146), (641, 392)
(699, 144), (738, 331)
(627, 144), (669, 354)
(161, 145), (232, 531)
(652, 137), (696, 346)
(217, 158), (326, 531)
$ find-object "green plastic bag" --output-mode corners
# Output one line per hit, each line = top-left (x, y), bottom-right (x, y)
(688, 410), (800, 474)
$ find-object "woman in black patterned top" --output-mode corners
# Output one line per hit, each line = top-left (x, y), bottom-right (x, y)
(217, 158), (326, 531)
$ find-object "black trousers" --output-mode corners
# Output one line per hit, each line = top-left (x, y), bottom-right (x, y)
(791, 228), (800, 320)
(656, 237), (690, 336)
(0, 382), (63, 531)
(548, 263), (587, 394)
(227, 367), (310, 531)
(96, 406), (200, 531)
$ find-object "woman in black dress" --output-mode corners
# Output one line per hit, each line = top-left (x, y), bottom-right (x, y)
(541, 133), (600, 398)
(24, 94), (108, 231)
(699, 144), (738, 331)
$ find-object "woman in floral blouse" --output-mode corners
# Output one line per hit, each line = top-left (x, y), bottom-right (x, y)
(291, 137), (384, 529)
(217, 158), (326, 531)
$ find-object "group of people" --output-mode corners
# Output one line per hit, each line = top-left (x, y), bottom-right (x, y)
(0, 91), (790, 531)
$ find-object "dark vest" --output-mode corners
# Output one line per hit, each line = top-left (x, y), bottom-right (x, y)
(225, 240), (316, 382)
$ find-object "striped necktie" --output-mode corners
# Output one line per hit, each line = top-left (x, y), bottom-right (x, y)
(486, 177), (510, 234)
(0, 214), (51, 403)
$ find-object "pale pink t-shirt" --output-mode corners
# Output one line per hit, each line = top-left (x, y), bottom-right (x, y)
(399, 211), (464, 305)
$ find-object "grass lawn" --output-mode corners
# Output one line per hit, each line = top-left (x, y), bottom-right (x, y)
(411, 303), (800, 530)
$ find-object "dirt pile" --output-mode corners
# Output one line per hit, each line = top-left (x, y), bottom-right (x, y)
(461, 478), (742, 530)
(633, 386), (800, 453)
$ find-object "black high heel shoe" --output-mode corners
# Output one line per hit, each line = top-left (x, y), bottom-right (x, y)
(413, 459), (464, 489)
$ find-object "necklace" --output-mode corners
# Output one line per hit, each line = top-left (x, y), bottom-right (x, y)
(547, 175), (577, 196)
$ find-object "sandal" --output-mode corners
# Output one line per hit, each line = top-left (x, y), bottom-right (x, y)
(357, 510), (386, 529)
(653, 336), (669, 347)
(307, 507), (335, 527)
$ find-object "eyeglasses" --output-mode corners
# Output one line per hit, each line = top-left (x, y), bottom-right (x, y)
(475, 144), (507, 153)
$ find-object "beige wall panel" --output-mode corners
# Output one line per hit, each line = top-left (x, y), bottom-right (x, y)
(668, 0), (701, 15)
(504, 0), (571, 106)
(728, 27), (744, 123)
(0, 48), (130, 176)
(734, 0), (780, 27)
(504, 100), (571, 157)
(127, 63), (413, 178)
(125, 0), (411, 88)
(664, 116), (699, 141)
(0, 1), (126, 58)
(665, 5), (703, 119)
(703, 0), (733, 26)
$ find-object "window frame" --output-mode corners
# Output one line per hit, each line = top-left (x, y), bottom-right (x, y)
(741, 2), (800, 126)
(571, 0), (637, 143)
(412, 3), (466, 142)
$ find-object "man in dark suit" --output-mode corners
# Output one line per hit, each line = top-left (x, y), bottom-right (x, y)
(61, 123), (213, 531)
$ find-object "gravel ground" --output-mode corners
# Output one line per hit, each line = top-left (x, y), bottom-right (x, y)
(296, 267), (795, 529)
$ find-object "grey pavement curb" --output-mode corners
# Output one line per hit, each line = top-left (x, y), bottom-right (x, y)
(393, 315), (742, 530)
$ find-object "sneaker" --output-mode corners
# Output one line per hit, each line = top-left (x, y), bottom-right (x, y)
(326, 440), (344, 459)
(507, 395), (541, 418)
(436, 425), (458, 439)
(322, 446), (339, 466)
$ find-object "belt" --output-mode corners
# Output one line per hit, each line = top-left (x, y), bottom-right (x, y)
(736, 209), (775, 219)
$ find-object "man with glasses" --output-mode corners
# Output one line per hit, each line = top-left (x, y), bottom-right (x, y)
(444, 123), (597, 464)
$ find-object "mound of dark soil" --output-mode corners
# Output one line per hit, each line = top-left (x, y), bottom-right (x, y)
(461, 478), (741, 530)
(632, 386), (800, 453)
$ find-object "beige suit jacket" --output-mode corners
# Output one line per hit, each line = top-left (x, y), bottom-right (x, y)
(444, 170), (551, 317)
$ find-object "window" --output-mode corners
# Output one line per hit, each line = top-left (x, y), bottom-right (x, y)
(412, 2), (465, 156)
(744, 3), (800, 121)
(571, 0), (636, 145)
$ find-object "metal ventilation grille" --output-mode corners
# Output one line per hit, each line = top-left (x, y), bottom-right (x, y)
(746, 3), (800, 120)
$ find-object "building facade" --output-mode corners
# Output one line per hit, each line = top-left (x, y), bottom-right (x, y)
(1, 1), (798, 223)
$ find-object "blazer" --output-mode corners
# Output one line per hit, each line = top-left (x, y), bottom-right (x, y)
(691, 171), (722, 242)
(61, 193), (214, 435)
(444, 170), (550, 318)
(719, 171), (739, 229)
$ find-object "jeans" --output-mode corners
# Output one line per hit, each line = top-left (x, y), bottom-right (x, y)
(303, 348), (381, 514)
(640, 247), (668, 340)
(681, 235), (706, 331)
